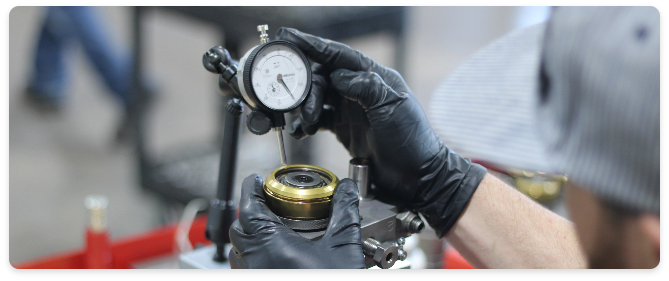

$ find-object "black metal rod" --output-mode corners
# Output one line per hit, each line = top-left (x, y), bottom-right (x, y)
(217, 97), (242, 200)
(206, 96), (243, 262)
(132, 6), (152, 185)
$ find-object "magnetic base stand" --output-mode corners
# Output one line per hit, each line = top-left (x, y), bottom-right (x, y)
(179, 244), (232, 269)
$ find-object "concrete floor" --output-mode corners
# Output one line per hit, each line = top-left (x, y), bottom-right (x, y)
(9, 6), (542, 266)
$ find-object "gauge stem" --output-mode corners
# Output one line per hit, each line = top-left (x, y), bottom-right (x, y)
(275, 127), (288, 166)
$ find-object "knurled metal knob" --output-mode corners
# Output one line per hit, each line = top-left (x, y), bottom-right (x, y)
(246, 111), (272, 135)
(226, 98), (243, 116)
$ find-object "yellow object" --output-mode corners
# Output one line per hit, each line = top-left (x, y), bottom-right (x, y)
(508, 169), (567, 201)
(263, 164), (339, 220)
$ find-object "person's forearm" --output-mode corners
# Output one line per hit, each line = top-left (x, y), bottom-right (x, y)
(444, 173), (587, 268)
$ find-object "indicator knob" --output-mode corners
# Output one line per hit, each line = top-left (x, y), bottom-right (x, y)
(246, 110), (272, 135)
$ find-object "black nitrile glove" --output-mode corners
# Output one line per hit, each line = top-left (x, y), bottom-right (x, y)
(228, 174), (365, 269)
(276, 28), (487, 238)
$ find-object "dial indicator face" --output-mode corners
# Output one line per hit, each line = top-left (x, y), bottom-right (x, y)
(250, 43), (309, 111)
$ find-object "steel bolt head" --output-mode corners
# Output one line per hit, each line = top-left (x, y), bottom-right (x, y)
(373, 241), (399, 269)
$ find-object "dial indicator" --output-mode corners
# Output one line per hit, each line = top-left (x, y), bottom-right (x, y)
(240, 40), (311, 112)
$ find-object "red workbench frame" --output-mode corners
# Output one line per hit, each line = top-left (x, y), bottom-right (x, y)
(14, 215), (210, 269)
(14, 214), (473, 269)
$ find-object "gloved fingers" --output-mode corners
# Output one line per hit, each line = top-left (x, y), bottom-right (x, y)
(322, 178), (363, 267)
(330, 69), (404, 110)
(228, 248), (245, 269)
(237, 174), (286, 234)
(323, 178), (361, 239)
(230, 197), (313, 269)
(288, 105), (336, 140)
(228, 220), (248, 269)
(300, 63), (329, 126)
(228, 218), (295, 269)
(288, 118), (308, 140)
(288, 63), (331, 140)
(288, 118), (319, 140)
(276, 27), (390, 77)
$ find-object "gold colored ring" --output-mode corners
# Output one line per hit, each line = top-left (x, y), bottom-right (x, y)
(263, 164), (338, 220)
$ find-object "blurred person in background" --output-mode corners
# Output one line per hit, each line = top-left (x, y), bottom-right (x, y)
(24, 6), (150, 143)
(226, 6), (659, 269)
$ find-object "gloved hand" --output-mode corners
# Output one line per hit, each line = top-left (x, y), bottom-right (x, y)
(228, 174), (365, 269)
(276, 28), (488, 237)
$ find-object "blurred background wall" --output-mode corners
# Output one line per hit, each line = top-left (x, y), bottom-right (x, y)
(8, 6), (549, 265)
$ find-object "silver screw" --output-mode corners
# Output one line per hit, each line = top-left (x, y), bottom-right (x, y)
(397, 237), (406, 247)
(398, 249), (408, 261)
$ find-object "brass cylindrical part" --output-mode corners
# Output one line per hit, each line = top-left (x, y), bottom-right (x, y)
(263, 164), (338, 220)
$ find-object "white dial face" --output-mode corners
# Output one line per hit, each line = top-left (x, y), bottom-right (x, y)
(250, 44), (309, 111)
